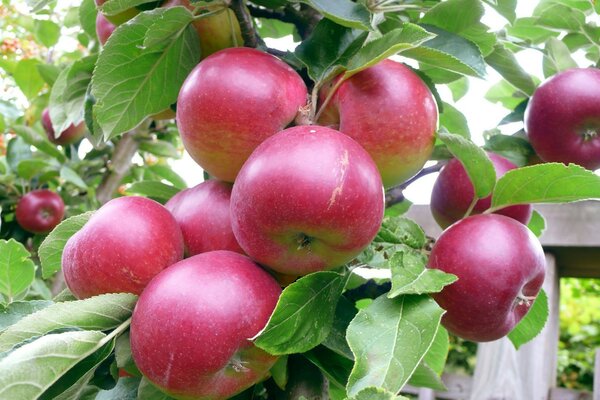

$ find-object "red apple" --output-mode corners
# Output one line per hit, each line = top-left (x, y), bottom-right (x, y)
(525, 67), (600, 170)
(165, 180), (244, 256)
(428, 214), (546, 342)
(95, 0), (139, 25)
(318, 60), (438, 188)
(96, 12), (115, 46)
(176, 47), (308, 182)
(162, 0), (243, 58)
(41, 108), (86, 146)
(130, 250), (281, 400)
(15, 189), (65, 234)
(230, 125), (384, 276)
(430, 152), (533, 229)
(62, 196), (184, 299)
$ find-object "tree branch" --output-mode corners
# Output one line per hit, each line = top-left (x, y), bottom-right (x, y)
(96, 131), (139, 205)
(246, 3), (322, 40)
(384, 161), (446, 208)
(230, 0), (259, 47)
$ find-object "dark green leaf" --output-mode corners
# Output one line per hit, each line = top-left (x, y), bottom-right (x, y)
(346, 294), (445, 395)
(91, 8), (200, 139)
(39, 212), (93, 279)
(304, 346), (354, 389)
(491, 163), (600, 210)
(508, 289), (549, 349)
(322, 296), (356, 360)
(254, 271), (345, 355)
(0, 239), (36, 304)
(438, 131), (496, 199)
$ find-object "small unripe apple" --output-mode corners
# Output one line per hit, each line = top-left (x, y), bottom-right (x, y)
(62, 196), (184, 299)
(428, 214), (546, 342)
(430, 152), (533, 229)
(231, 125), (384, 276)
(165, 180), (244, 256)
(525, 67), (600, 170)
(318, 59), (438, 188)
(130, 250), (281, 400)
(15, 189), (65, 234)
(96, 12), (115, 45)
(162, 0), (243, 58)
(177, 47), (308, 182)
(41, 108), (86, 146)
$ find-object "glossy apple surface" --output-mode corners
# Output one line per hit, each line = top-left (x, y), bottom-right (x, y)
(96, 12), (115, 45)
(525, 67), (600, 170)
(230, 125), (384, 275)
(41, 108), (86, 146)
(318, 59), (438, 188)
(130, 250), (281, 400)
(62, 196), (184, 298)
(165, 180), (243, 256)
(163, 0), (243, 57)
(15, 189), (65, 234)
(430, 152), (533, 229)
(428, 214), (546, 342)
(176, 47), (308, 182)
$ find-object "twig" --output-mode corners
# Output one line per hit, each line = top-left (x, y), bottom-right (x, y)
(384, 161), (446, 208)
(96, 131), (139, 205)
(230, 0), (259, 47)
(246, 3), (322, 40)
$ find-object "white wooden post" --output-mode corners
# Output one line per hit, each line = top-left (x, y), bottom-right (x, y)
(469, 254), (560, 400)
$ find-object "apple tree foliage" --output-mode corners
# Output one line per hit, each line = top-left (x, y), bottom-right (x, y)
(0, 0), (600, 398)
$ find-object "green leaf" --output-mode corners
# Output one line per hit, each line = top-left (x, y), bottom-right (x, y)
(99, 0), (160, 16)
(96, 376), (139, 399)
(345, 24), (435, 75)
(295, 18), (367, 83)
(346, 294), (445, 396)
(508, 289), (549, 349)
(322, 296), (356, 360)
(0, 330), (108, 400)
(421, 0), (485, 34)
(483, 132), (534, 167)
(16, 159), (57, 180)
(36, 63), (61, 86)
(543, 37), (578, 78)
(138, 140), (180, 158)
(79, 0), (98, 38)
(34, 20), (61, 47)
(437, 131), (496, 199)
(407, 327), (449, 390)
(12, 125), (66, 162)
(403, 25), (487, 78)
(375, 217), (426, 249)
(536, 3), (585, 31)
(60, 166), (88, 190)
(91, 7), (200, 140)
(13, 59), (45, 100)
(125, 181), (180, 203)
(257, 18), (296, 39)
(527, 210), (546, 238)
(485, 43), (536, 95)
(388, 248), (457, 297)
(115, 331), (140, 376)
(506, 17), (558, 45)
(485, 79), (528, 110)
(298, 0), (371, 30)
(349, 387), (408, 400)
(0, 301), (53, 333)
(0, 239), (36, 304)
(50, 55), (97, 136)
(0, 293), (137, 353)
(491, 163), (600, 210)
(147, 165), (187, 190)
(482, 0), (517, 23)
(26, 0), (53, 12)
(304, 346), (354, 389)
(39, 212), (93, 279)
(446, 76), (469, 102)
(270, 356), (288, 391)
(254, 271), (345, 355)
(440, 102), (470, 138)
(137, 377), (175, 399)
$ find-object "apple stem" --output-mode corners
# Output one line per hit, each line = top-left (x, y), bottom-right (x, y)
(463, 197), (478, 219)
(314, 75), (347, 123)
(515, 293), (537, 307)
(385, 161), (446, 208)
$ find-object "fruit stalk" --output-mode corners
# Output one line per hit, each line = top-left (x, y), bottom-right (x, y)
(96, 131), (139, 205)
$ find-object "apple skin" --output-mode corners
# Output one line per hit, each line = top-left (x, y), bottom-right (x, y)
(62, 196), (184, 299)
(230, 125), (384, 276)
(162, 0), (243, 58)
(41, 108), (86, 146)
(96, 12), (115, 46)
(130, 250), (281, 400)
(15, 189), (65, 234)
(430, 152), (533, 229)
(318, 60), (438, 188)
(165, 180), (244, 256)
(428, 214), (546, 342)
(525, 67), (600, 170)
(176, 47), (308, 182)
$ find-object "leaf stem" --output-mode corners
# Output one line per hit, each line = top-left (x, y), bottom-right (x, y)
(313, 75), (347, 122)
(463, 196), (479, 219)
